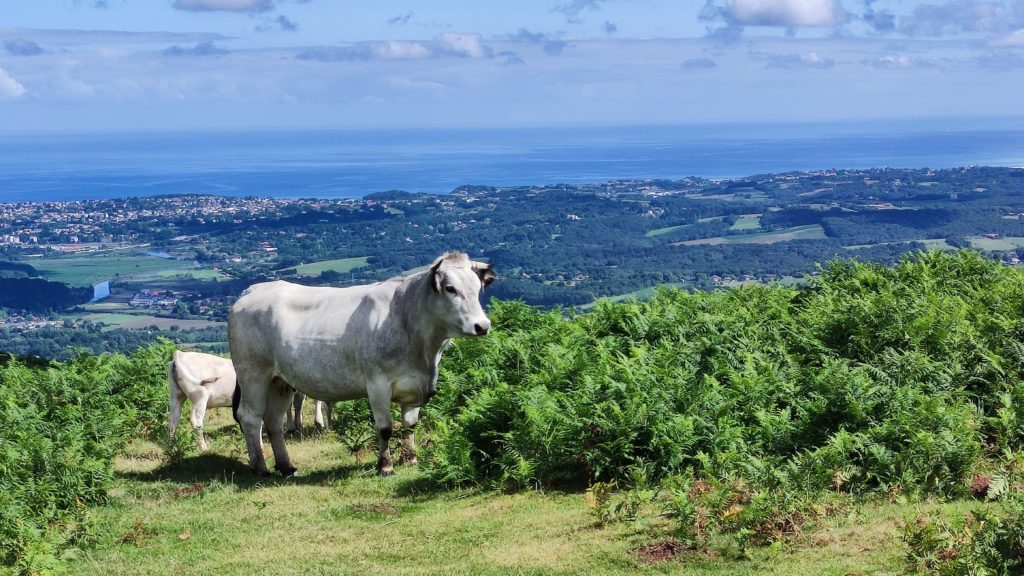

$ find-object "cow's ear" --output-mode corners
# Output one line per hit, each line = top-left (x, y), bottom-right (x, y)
(429, 258), (444, 293)
(474, 263), (497, 288)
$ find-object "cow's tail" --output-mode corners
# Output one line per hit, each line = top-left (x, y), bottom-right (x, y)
(171, 350), (200, 387)
(231, 380), (241, 426)
(168, 356), (179, 437)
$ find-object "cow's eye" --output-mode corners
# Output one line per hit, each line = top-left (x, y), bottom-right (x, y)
(444, 285), (458, 295)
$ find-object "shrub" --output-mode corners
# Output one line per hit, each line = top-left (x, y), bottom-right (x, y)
(422, 251), (1017, 497)
(904, 499), (1024, 575)
(0, 341), (173, 573)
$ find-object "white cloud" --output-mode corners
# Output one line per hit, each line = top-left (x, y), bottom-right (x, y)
(432, 32), (491, 58)
(0, 68), (27, 100)
(992, 28), (1024, 46)
(752, 49), (836, 68)
(866, 54), (936, 69)
(172, 0), (273, 13)
(296, 33), (492, 62)
(722, 0), (847, 28)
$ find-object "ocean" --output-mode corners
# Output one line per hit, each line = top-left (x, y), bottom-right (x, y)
(1, 119), (1022, 202)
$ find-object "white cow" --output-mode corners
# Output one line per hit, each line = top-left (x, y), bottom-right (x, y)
(168, 350), (237, 451)
(286, 392), (332, 433)
(229, 252), (495, 476)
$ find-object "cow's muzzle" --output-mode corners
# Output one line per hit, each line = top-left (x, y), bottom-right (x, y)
(473, 320), (490, 336)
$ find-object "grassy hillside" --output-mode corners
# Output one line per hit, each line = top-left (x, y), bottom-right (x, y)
(71, 413), (991, 576)
(7, 250), (1024, 575)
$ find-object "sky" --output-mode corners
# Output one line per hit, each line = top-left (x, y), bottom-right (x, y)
(0, 0), (1022, 133)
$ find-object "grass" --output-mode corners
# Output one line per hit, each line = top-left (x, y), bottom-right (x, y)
(675, 225), (826, 246)
(66, 311), (224, 331)
(142, 269), (232, 281)
(645, 224), (695, 238)
(728, 214), (762, 231)
(70, 411), (987, 576)
(76, 312), (157, 327)
(845, 239), (955, 251)
(578, 284), (688, 310)
(287, 257), (370, 277)
(33, 252), (191, 286)
(111, 317), (223, 330)
(967, 236), (1024, 251)
(645, 217), (729, 238)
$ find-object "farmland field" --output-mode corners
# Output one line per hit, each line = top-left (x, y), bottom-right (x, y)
(844, 238), (955, 251)
(289, 257), (370, 277)
(68, 311), (224, 330)
(966, 235), (1024, 251)
(645, 223), (693, 237)
(675, 224), (826, 246)
(33, 251), (192, 286)
(644, 216), (729, 237)
(728, 214), (762, 231)
(76, 312), (156, 327)
(142, 268), (232, 281)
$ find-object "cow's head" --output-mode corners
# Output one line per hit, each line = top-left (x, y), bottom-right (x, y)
(428, 252), (496, 337)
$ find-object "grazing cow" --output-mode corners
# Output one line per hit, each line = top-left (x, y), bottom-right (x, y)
(168, 350), (237, 451)
(230, 252), (495, 476)
(286, 392), (332, 433)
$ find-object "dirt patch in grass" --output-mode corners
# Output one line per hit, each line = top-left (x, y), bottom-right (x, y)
(631, 539), (690, 564)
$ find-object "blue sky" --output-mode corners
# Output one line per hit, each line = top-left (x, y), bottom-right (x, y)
(0, 0), (1022, 132)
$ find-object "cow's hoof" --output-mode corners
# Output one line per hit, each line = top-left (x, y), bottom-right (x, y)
(253, 468), (272, 478)
(378, 466), (395, 477)
(399, 454), (418, 467)
(276, 465), (299, 477)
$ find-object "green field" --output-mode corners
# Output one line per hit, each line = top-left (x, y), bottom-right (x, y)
(76, 312), (156, 327)
(845, 239), (955, 251)
(68, 311), (224, 331)
(645, 216), (728, 237)
(69, 412), (955, 576)
(645, 223), (694, 237)
(676, 225), (826, 246)
(967, 236), (1024, 251)
(728, 214), (762, 231)
(33, 252), (191, 286)
(288, 257), (370, 277)
(143, 268), (232, 281)
(579, 283), (688, 309)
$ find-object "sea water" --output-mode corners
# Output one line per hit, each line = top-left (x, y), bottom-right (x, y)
(1, 119), (1022, 202)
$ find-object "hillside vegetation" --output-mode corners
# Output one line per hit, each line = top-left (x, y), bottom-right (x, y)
(4, 250), (1024, 574)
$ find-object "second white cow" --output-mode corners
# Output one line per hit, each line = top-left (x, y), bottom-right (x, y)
(168, 349), (237, 451)
(229, 252), (495, 476)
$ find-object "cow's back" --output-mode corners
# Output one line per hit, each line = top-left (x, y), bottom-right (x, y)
(229, 278), (410, 400)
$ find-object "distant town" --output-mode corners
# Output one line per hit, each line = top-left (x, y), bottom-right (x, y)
(2, 165), (1023, 358)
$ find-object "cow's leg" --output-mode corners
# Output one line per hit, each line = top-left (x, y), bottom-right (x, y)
(265, 379), (297, 476)
(314, 400), (326, 430)
(235, 366), (272, 476)
(367, 382), (395, 476)
(287, 392), (304, 435)
(190, 390), (211, 451)
(399, 404), (421, 466)
(169, 384), (186, 440)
